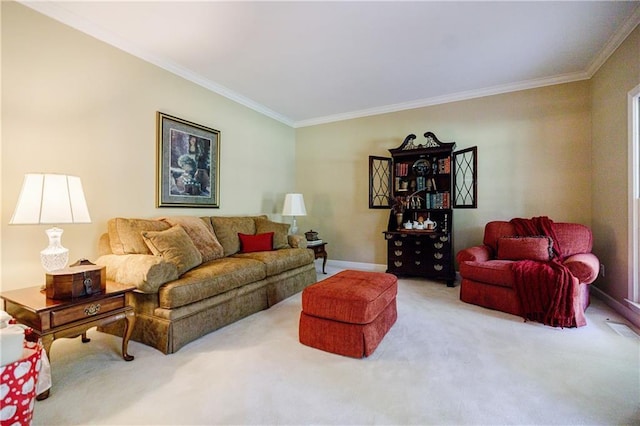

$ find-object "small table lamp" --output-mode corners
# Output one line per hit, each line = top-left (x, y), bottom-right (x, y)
(9, 174), (91, 272)
(282, 193), (306, 235)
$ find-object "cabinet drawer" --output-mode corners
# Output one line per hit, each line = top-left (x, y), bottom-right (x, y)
(384, 230), (454, 283)
(50, 295), (125, 328)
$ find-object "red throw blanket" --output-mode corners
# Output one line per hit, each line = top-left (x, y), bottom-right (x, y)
(510, 217), (584, 327)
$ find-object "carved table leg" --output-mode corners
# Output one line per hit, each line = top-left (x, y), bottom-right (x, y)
(81, 332), (91, 343)
(121, 310), (136, 361)
(36, 334), (55, 400)
(321, 251), (328, 274)
(40, 334), (54, 360)
(36, 389), (50, 401)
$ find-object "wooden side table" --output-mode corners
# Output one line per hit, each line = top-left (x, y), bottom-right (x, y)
(308, 242), (328, 274)
(0, 281), (136, 399)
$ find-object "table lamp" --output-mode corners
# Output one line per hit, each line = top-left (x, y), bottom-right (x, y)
(282, 193), (306, 235)
(9, 174), (91, 272)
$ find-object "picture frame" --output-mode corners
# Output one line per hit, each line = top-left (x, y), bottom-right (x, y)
(156, 112), (220, 208)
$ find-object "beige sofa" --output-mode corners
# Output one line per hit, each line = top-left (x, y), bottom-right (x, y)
(95, 215), (316, 354)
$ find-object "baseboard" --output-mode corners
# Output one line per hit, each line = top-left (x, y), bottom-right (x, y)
(325, 259), (387, 272)
(324, 260), (463, 284)
(590, 285), (640, 331)
(324, 261), (463, 285)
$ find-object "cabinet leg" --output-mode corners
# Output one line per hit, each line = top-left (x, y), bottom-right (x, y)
(447, 280), (455, 287)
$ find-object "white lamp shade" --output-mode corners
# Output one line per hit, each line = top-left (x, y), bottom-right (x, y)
(282, 193), (307, 216)
(10, 174), (91, 224)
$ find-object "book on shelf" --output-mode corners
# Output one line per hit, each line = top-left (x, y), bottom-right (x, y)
(395, 163), (409, 177)
(424, 191), (450, 209)
(306, 239), (323, 246)
(437, 157), (451, 174)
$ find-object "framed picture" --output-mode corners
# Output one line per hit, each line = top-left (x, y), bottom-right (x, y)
(157, 112), (220, 208)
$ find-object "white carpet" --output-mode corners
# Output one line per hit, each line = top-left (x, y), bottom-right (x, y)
(32, 268), (640, 425)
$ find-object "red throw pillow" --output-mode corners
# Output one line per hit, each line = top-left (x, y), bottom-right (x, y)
(238, 232), (274, 253)
(497, 236), (553, 261)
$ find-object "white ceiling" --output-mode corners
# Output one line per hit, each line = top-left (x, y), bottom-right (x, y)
(22, 1), (640, 127)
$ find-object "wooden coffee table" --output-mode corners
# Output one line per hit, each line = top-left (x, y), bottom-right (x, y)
(0, 281), (136, 399)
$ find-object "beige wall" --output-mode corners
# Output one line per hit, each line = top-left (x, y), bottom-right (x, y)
(295, 82), (592, 267)
(591, 25), (640, 305)
(1, 2), (296, 290)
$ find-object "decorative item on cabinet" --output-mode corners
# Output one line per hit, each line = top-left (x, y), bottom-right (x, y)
(305, 230), (325, 248)
(305, 230), (319, 241)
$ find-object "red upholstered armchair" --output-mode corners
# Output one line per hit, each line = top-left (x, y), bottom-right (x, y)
(456, 220), (600, 327)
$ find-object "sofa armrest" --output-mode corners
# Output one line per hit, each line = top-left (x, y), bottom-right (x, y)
(95, 254), (179, 293)
(563, 253), (599, 284)
(456, 245), (492, 263)
(288, 235), (308, 248)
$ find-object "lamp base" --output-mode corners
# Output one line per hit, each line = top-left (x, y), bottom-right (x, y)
(291, 217), (299, 235)
(40, 227), (69, 272)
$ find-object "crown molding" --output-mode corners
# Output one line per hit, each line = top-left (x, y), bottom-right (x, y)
(586, 4), (640, 78)
(293, 71), (590, 128)
(19, 0), (296, 127)
(20, 0), (640, 130)
(293, 4), (640, 129)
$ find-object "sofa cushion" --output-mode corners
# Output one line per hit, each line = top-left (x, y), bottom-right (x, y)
(484, 221), (594, 258)
(233, 247), (315, 276)
(142, 225), (203, 276)
(108, 218), (170, 255)
(288, 234), (308, 248)
(459, 260), (515, 288)
(239, 232), (274, 253)
(497, 236), (552, 261)
(301, 270), (398, 324)
(552, 223), (593, 256)
(158, 257), (266, 309)
(95, 254), (179, 293)
(159, 216), (224, 262)
(210, 216), (266, 256)
(483, 221), (517, 254)
(98, 233), (112, 256)
(255, 218), (290, 249)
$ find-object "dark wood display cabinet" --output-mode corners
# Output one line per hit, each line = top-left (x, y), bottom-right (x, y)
(371, 132), (477, 287)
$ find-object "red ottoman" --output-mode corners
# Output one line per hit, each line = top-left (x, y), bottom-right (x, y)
(299, 270), (398, 358)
